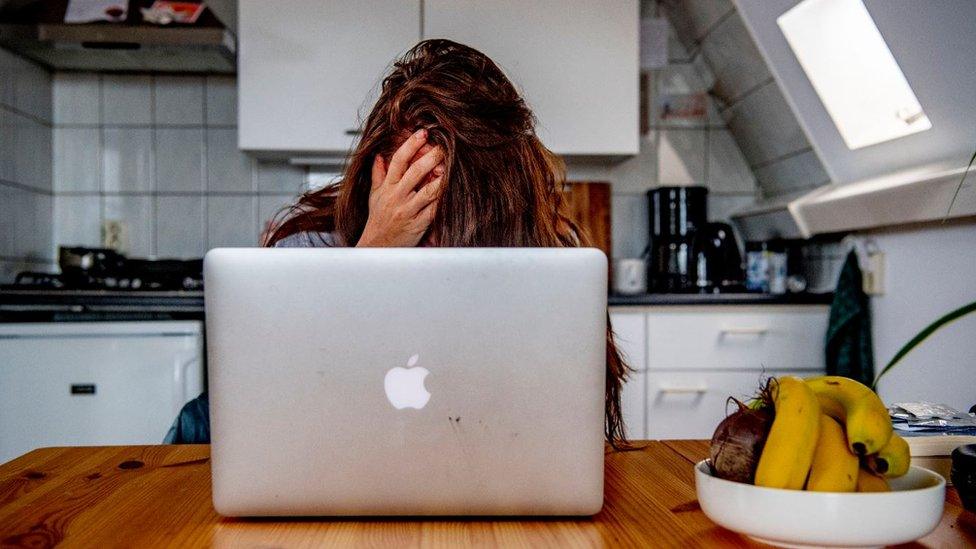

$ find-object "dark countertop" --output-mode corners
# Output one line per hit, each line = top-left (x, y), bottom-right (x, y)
(1, 289), (832, 322)
(0, 289), (205, 322)
(608, 292), (833, 307)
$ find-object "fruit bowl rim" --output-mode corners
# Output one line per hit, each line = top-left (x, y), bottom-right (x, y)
(695, 459), (946, 496)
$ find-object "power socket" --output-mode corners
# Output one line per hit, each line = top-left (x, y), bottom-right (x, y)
(102, 220), (127, 253)
(862, 251), (885, 295)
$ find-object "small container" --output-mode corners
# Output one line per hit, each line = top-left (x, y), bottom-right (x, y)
(951, 443), (976, 512)
(612, 258), (648, 295)
(745, 241), (769, 293)
(767, 240), (788, 295)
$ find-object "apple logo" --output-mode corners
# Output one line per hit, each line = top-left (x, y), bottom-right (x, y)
(384, 354), (431, 410)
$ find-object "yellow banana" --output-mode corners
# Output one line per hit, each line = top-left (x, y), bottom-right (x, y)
(754, 376), (821, 490)
(866, 433), (911, 478)
(804, 376), (892, 456)
(856, 468), (890, 492)
(806, 414), (859, 492)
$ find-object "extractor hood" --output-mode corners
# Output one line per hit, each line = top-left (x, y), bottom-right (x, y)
(733, 157), (976, 240)
(0, 1), (235, 73)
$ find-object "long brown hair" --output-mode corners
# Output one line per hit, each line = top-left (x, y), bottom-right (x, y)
(266, 39), (632, 447)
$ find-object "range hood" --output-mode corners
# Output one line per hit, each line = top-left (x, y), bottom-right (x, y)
(733, 157), (976, 240)
(0, 1), (235, 73)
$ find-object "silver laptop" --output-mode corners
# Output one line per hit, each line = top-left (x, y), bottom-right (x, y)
(205, 248), (607, 516)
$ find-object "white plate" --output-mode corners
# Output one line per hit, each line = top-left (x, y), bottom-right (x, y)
(695, 460), (945, 548)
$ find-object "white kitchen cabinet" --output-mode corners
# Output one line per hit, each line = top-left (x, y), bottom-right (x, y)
(238, 0), (420, 155)
(0, 321), (204, 463)
(609, 305), (828, 440)
(238, 0), (639, 158)
(423, 0), (639, 156)
(611, 312), (647, 438)
(645, 369), (820, 440)
(646, 306), (829, 371)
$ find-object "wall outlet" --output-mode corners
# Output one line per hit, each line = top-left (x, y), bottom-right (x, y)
(102, 220), (127, 253)
(862, 251), (885, 295)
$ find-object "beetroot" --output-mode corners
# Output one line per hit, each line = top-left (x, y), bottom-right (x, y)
(709, 397), (773, 484)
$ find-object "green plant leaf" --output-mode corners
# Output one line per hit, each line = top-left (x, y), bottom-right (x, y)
(946, 147), (976, 220)
(872, 300), (976, 390)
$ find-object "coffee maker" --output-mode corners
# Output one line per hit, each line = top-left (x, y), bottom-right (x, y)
(647, 186), (743, 292)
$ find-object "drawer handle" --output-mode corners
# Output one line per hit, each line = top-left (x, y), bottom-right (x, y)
(720, 326), (769, 336)
(659, 386), (708, 395)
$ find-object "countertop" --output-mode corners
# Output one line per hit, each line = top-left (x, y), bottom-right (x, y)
(608, 292), (833, 306)
(0, 442), (968, 547)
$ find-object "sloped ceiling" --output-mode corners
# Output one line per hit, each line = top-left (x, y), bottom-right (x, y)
(660, 0), (831, 198)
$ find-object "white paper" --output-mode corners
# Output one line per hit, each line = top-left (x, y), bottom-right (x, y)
(64, 0), (128, 23)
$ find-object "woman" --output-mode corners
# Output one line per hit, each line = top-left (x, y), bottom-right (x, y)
(168, 39), (631, 447)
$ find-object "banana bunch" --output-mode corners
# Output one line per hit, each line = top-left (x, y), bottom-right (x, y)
(752, 376), (910, 492)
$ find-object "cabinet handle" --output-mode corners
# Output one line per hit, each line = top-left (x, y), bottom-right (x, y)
(720, 326), (769, 336)
(344, 128), (362, 136)
(659, 386), (708, 395)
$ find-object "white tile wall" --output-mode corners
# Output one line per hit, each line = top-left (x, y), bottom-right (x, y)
(47, 71), (305, 261)
(707, 128), (756, 193)
(53, 73), (99, 124)
(53, 195), (101, 248)
(155, 128), (205, 192)
(658, 129), (705, 184)
(0, 48), (53, 281)
(101, 75), (152, 125)
(53, 128), (100, 192)
(156, 196), (206, 258)
(206, 128), (253, 192)
(208, 196), (258, 248)
(153, 76), (204, 125)
(205, 76), (237, 126)
(102, 128), (154, 192)
(103, 195), (153, 257)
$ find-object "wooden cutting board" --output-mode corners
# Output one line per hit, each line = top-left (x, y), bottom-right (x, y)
(562, 181), (612, 260)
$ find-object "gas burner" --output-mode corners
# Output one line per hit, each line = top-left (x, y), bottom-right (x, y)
(3, 247), (204, 292)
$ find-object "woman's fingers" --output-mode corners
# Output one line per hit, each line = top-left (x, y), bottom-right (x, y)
(385, 128), (428, 185)
(408, 173), (444, 212)
(397, 147), (444, 195)
(371, 154), (386, 190)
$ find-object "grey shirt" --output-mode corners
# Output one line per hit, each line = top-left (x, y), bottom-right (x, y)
(273, 231), (342, 248)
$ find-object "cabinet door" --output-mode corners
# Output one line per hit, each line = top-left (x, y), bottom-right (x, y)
(423, 0), (639, 155)
(238, 1), (420, 154)
(610, 312), (646, 439)
(645, 369), (821, 440)
(0, 324), (204, 463)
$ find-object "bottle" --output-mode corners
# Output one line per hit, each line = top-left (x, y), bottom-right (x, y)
(767, 240), (788, 295)
(745, 241), (769, 293)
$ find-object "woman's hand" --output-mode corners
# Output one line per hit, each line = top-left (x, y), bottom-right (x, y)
(357, 129), (445, 247)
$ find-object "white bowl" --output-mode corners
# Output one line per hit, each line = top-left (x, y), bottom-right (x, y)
(694, 460), (945, 548)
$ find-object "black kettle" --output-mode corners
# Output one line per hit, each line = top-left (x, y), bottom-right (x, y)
(692, 222), (744, 292)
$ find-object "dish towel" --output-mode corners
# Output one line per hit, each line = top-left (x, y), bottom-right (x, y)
(825, 250), (875, 385)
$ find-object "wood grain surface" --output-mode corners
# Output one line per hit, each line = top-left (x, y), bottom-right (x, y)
(0, 442), (970, 548)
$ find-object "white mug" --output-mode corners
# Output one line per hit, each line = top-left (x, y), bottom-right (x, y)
(613, 258), (647, 295)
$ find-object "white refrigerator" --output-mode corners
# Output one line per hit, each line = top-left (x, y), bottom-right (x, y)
(0, 321), (204, 463)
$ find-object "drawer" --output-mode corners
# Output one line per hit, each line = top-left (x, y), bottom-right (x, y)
(646, 306), (828, 370)
(645, 369), (820, 440)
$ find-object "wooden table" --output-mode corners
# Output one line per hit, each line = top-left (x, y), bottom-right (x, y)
(0, 441), (971, 548)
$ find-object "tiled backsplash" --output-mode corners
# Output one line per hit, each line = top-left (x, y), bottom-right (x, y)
(663, 0), (831, 197)
(0, 48), (53, 282)
(568, 14), (758, 259)
(3, 14), (759, 281)
(50, 73), (313, 260)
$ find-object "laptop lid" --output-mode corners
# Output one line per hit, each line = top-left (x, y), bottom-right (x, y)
(206, 248), (607, 516)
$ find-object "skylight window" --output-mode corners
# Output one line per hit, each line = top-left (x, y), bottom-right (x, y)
(777, 0), (931, 150)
